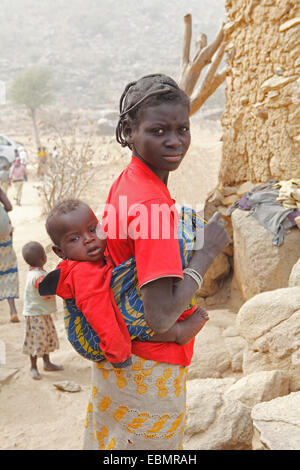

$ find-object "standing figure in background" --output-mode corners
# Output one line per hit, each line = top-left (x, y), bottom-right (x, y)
(37, 146), (48, 177)
(18, 146), (28, 181)
(9, 158), (26, 206)
(0, 188), (19, 323)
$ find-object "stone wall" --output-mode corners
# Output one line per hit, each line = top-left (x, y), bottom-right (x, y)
(219, 0), (300, 186)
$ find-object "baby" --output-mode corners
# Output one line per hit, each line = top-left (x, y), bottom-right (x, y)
(40, 199), (208, 368)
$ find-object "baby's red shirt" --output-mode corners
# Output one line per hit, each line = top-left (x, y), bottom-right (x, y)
(55, 258), (132, 366)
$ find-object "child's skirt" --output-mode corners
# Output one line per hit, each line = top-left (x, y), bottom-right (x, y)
(23, 314), (59, 357)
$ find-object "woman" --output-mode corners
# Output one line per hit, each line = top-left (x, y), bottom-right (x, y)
(0, 188), (19, 322)
(83, 74), (229, 450)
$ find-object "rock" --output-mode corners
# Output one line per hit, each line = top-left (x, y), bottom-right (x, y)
(236, 181), (255, 196)
(188, 325), (232, 379)
(223, 335), (247, 372)
(231, 209), (300, 300)
(198, 252), (231, 297)
(236, 287), (300, 391)
(0, 367), (18, 386)
(279, 17), (300, 32)
(184, 378), (252, 450)
(251, 392), (300, 450)
(224, 370), (289, 407)
(53, 381), (81, 393)
(289, 258), (300, 287)
(221, 193), (240, 206)
(261, 75), (298, 92)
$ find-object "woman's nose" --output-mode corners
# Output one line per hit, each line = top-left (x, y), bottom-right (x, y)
(166, 132), (181, 147)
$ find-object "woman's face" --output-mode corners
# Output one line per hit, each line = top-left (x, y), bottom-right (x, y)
(127, 101), (191, 182)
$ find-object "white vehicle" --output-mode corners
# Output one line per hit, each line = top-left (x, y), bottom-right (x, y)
(0, 134), (26, 169)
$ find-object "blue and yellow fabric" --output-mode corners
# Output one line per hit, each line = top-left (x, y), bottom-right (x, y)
(64, 206), (205, 362)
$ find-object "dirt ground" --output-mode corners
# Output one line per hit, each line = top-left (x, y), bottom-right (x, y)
(0, 119), (226, 450)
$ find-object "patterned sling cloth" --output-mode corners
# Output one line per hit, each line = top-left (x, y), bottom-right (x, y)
(64, 206), (204, 362)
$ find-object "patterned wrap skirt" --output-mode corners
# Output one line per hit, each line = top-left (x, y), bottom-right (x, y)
(83, 356), (188, 450)
(0, 234), (19, 301)
(23, 314), (59, 357)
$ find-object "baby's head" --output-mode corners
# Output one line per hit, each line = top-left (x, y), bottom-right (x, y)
(22, 241), (47, 268)
(46, 199), (106, 262)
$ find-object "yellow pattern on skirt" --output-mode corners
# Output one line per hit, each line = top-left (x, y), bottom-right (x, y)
(83, 355), (188, 450)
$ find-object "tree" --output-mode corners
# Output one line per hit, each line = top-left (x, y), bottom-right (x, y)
(36, 117), (100, 213)
(179, 14), (226, 115)
(9, 66), (54, 150)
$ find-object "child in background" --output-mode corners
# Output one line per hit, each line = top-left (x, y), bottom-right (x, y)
(9, 157), (26, 206)
(22, 241), (63, 380)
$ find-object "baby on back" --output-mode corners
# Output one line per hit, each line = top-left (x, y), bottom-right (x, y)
(40, 199), (209, 367)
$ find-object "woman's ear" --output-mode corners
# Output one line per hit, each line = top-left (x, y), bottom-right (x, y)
(122, 118), (134, 146)
(52, 245), (66, 260)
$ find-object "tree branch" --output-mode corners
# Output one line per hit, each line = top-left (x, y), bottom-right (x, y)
(179, 17), (225, 98)
(181, 14), (192, 70)
(190, 68), (226, 115)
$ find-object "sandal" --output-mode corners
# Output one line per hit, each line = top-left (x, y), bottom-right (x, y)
(10, 315), (20, 323)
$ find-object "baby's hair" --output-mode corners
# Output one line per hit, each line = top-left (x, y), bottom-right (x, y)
(22, 241), (45, 267)
(116, 73), (190, 148)
(46, 199), (88, 245)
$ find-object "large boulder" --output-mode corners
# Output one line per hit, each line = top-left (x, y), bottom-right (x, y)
(289, 258), (300, 287)
(231, 209), (300, 300)
(251, 392), (300, 450)
(188, 309), (246, 379)
(223, 370), (289, 408)
(236, 287), (300, 391)
(184, 378), (252, 450)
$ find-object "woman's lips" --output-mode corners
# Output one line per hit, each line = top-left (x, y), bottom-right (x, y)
(162, 155), (183, 162)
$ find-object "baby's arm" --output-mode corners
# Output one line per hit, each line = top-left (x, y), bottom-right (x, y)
(148, 307), (209, 345)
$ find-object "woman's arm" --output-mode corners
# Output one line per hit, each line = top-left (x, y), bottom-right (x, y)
(0, 188), (13, 212)
(141, 212), (230, 333)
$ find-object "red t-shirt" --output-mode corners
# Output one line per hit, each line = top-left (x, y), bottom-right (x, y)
(103, 156), (195, 366)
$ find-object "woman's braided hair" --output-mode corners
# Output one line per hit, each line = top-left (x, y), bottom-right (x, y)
(116, 74), (190, 148)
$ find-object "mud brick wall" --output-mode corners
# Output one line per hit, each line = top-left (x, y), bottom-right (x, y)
(219, 0), (300, 185)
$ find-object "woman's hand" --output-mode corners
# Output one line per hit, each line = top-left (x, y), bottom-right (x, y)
(201, 212), (230, 259)
(189, 212), (230, 277)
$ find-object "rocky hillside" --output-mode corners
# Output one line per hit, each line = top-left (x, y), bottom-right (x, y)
(0, 0), (225, 109)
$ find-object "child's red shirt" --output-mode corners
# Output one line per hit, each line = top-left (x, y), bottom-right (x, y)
(55, 258), (132, 366)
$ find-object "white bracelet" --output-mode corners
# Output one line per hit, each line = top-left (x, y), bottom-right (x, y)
(183, 268), (203, 289)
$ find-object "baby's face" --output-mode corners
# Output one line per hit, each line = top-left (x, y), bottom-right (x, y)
(55, 205), (106, 262)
